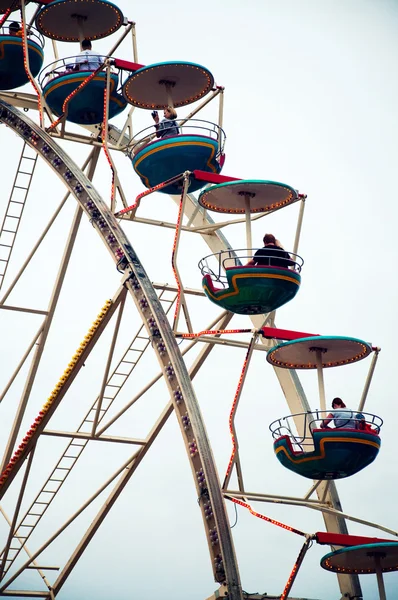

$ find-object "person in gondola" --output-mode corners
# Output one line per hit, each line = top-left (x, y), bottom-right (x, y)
(320, 397), (357, 429)
(8, 22), (22, 36)
(74, 39), (103, 71)
(246, 233), (292, 269)
(152, 106), (180, 139)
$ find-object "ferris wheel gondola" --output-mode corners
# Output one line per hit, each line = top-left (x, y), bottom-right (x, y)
(0, 21), (44, 90)
(38, 56), (127, 124)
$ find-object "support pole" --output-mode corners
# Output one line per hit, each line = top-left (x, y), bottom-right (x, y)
(51, 40), (59, 61)
(244, 196), (252, 251)
(131, 22), (138, 62)
(358, 348), (380, 412)
(374, 554), (387, 600)
(315, 349), (326, 412)
(218, 87), (224, 130)
(172, 173), (192, 332)
(292, 196), (306, 255)
(280, 537), (312, 600)
(222, 332), (259, 491)
(165, 83), (174, 108)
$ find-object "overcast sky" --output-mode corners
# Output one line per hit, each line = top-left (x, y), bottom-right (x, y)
(1, 1), (398, 599)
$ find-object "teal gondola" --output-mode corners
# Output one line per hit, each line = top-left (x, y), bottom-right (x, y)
(270, 411), (382, 480)
(0, 24), (44, 90)
(129, 119), (225, 194)
(199, 249), (303, 315)
(40, 61), (127, 125)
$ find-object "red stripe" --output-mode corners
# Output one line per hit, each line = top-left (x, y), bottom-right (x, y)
(261, 326), (319, 341)
(316, 532), (398, 547)
(114, 59), (145, 72)
(193, 170), (240, 184)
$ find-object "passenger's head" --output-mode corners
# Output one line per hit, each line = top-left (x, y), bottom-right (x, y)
(332, 397), (346, 409)
(82, 39), (92, 50)
(263, 233), (276, 246)
(9, 21), (21, 34)
(164, 106), (177, 119)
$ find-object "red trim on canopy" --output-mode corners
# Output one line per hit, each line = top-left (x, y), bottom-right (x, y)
(192, 170), (240, 184)
(114, 59), (145, 72)
(315, 532), (397, 547)
(261, 327), (320, 341)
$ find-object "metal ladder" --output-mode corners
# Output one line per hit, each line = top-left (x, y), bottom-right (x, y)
(0, 142), (38, 291)
(0, 289), (176, 580)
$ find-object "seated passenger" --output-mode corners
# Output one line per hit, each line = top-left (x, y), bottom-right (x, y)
(9, 21), (22, 37)
(152, 106), (180, 139)
(74, 39), (103, 71)
(320, 397), (356, 429)
(246, 233), (292, 268)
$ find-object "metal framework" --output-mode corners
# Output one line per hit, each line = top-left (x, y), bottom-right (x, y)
(0, 7), (392, 600)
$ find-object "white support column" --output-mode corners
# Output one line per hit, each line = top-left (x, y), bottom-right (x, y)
(218, 87), (224, 130)
(316, 349), (326, 412)
(131, 22), (138, 62)
(244, 197), (252, 251)
(292, 197), (306, 256)
(358, 348), (380, 412)
(374, 555), (387, 600)
(172, 174), (193, 333)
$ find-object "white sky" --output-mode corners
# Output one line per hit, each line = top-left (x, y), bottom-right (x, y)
(1, 0), (398, 599)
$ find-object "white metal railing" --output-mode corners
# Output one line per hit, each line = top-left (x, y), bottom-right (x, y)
(127, 118), (226, 159)
(38, 56), (119, 88)
(269, 410), (383, 447)
(0, 21), (44, 48)
(199, 248), (303, 287)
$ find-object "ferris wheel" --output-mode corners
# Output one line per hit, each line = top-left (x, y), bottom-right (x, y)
(0, 1), (396, 599)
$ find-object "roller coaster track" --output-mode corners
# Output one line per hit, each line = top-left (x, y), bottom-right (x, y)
(0, 100), (243, 600)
